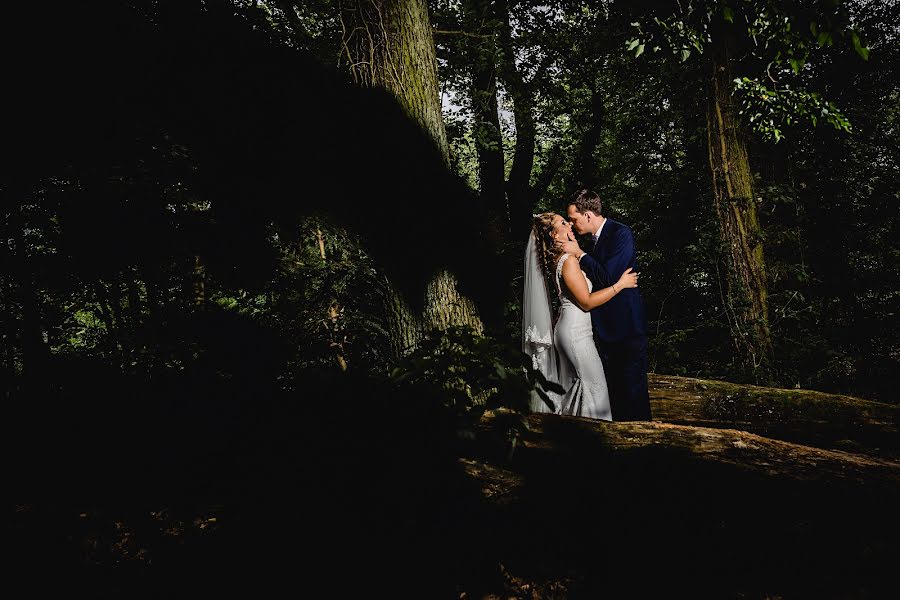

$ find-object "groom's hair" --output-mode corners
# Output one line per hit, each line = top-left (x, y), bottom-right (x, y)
(569, 189), (602, 216)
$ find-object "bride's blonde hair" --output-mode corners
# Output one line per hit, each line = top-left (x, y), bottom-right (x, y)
(532, 212), (560, 281)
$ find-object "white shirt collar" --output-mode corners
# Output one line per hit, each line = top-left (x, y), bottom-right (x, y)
(592, 217), (607, 243)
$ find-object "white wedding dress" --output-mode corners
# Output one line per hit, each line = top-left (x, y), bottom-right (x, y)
(552, 254), (612, 420)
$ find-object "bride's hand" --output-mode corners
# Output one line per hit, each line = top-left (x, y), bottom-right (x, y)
(616, 267), (639, 289)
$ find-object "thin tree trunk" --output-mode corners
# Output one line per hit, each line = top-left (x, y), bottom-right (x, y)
(94, 281), (120, 353)
(18, 265), (49, 394)
(495, 0), (535, 238)
(192, 255), (206, 309)
(316, 225), (348, 371)
(532, 143), (563, 202)
(125, 270), (143, 328)
(575, 83), (604, 190)
(706, 41), (772, 371)
(462, 0), (508, 251)
(142, 269), (159, 320)
(8, 204), (48, 394)
(340, 0), (484, 356)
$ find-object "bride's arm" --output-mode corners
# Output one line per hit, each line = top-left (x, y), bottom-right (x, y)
(561, 257), (638, 311)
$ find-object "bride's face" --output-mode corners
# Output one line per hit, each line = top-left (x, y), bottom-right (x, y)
(551, 215), (574, 243)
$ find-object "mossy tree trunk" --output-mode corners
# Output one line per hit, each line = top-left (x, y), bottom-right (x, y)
(341, 0), (449, 159)
(340, 0), (483, 356)
(706, 40), (772, 371)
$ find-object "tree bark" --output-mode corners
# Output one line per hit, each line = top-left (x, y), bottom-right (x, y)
(474, 411), (900, 490)
(17, 264), (49, 393)
(316, 225), (348, 372)
(575, 82), (604, 190)
(462, 0), (508, 251)
(531, 143), (563, 202)
(648, 374), (900, 460)
(706, 41), (772, 370)
(125, 273), (142, 323)
(340, 0), (484, 356)
(341, 0), (449, 161)
(192, 255), (206, 309)
(495, 0), (536, 239)
(94, 281), (120, 353)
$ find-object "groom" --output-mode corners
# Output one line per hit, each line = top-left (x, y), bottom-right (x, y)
(558, 189), (652, 421)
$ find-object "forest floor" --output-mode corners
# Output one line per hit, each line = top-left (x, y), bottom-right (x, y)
(7, 374), (900, 598)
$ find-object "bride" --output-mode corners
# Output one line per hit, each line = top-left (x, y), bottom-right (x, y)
(523, 212), (639, 420)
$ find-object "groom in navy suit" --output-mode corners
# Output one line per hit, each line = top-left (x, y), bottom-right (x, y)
(559, 189), (652, 421)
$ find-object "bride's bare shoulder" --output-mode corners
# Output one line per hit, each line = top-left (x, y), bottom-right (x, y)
(560, 254), (581, 273)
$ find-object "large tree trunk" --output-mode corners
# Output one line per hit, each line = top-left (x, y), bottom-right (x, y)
(706, 41), (772, 371)
(341, 0), (449, 159)
(340, 0), (483, 355)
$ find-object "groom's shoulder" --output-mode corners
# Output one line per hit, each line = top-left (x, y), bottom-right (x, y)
(606, 218), (633, 235)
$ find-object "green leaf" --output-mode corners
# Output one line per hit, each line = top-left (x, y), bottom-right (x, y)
(789, 58), (802, 74)
(635, 44), (645, 58)
(680, 48), (691, 62)
(851, 30), (870, 61)
(722, 6), (733, 23)
(809, 21), (817, 36)
(626, 38), (640, 51)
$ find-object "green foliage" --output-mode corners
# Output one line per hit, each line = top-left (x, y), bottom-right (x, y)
(2, 0), (896, 409)
(389, 326), (537, 419)
(266, 217), (392, 379)
(624, 0), (870, 142)
(733, 77), (851, 142)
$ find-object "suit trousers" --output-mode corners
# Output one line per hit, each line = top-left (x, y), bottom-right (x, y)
(598, 334), (651, 421)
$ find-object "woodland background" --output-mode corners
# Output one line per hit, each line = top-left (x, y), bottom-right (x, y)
(2, 0), (898, 597)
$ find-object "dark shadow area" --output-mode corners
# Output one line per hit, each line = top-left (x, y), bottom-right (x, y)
(496, 417), (899, 599)
(1, 0), (507, 328)
(6, 368), (495, 598)
(2, 2), (898, 598)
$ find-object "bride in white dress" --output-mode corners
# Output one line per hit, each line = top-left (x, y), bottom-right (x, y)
(523, 212), (639, 420)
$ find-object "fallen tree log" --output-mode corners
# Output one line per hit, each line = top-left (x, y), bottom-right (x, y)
(464, 412), (900, 598)
(524, 414), (900, 485)
(465, 410), (900, 505)
(648, 374), (900, 459)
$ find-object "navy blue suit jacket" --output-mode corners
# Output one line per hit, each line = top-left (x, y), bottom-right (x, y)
(578, 218), (647, 343)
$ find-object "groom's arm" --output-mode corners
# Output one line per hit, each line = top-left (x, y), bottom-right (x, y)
(579, 227), (636, 286)
(577, 252), (613, 287)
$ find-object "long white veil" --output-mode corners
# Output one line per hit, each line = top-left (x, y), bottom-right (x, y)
(522, 230), (570, 413)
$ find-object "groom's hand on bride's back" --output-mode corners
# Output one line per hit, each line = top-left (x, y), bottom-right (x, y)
(617, 267), (639, 289)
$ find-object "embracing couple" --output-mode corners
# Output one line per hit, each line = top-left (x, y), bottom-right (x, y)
(523, 189), (652, 422)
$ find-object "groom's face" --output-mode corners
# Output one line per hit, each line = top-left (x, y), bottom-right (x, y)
(566, 205), (592, 235)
